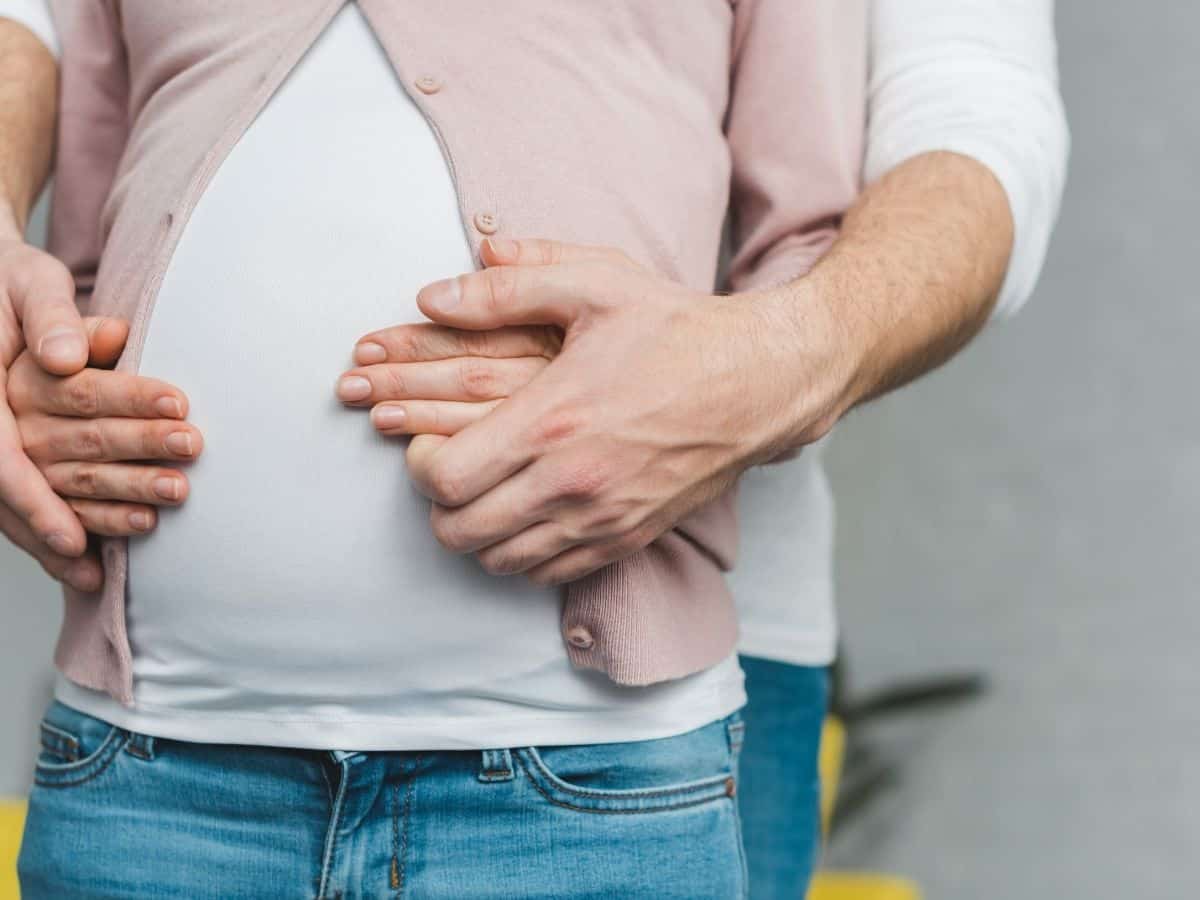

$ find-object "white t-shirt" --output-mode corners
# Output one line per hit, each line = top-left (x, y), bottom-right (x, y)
(55, 5), (745, 750)
(5, 1), (1067, 746)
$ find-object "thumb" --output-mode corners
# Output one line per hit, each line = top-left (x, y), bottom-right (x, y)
(12, 253), (87, 375)
(417, 262), (616, 332)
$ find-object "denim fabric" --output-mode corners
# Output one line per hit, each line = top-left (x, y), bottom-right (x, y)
(737, 656), (828, 900)
(18, 701), (747, 899)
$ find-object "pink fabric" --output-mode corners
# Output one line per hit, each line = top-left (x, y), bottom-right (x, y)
(46, 0), (865, 704)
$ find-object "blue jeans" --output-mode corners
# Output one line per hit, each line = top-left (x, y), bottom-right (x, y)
(19, 701), (748, 899)
(737, 656), (829, 900)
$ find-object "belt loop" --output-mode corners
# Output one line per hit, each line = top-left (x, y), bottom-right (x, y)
(725, 714), (745, 758)
(125, 732), (156, 761)
(478, 748), (514, 783)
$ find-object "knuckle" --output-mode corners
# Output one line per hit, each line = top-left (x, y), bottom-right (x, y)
(64, 375), (101, 416)
(478, 549), (517, 576)
(69, 464), (101, 497)
(429, 509), (466, 552)
(458, 359), (499, 401)
(392, 330), (425, 360)
(549, 460), (609, 504)
(74, 423), (105, 460)
(383, 368), (409, 397)
(428, 464), (467, 507)
(530, 408), (585, 450)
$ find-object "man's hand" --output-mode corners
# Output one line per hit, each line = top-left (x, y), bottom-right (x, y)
(0, 17), (100, 582)
(7, 316), (201, 590)
(0, 234), (97, 586)
(349, 237), (858, 585)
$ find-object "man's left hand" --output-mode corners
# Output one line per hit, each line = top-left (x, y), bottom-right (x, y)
(340, 238), (858, 585)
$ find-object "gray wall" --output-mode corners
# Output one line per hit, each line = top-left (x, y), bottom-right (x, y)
(2, 1), (1198, 896)
(822, 2), (1200, 897)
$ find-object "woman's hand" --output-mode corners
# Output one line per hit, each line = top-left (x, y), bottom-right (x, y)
(337, 320), (561, 437)
(8, 317), (203, 589)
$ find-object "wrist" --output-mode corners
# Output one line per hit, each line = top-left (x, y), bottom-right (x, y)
(729, 273), (877, 459)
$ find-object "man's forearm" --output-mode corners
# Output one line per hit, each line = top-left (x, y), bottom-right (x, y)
(0, 17), (57, 238)
(760, 150), (1014, 454)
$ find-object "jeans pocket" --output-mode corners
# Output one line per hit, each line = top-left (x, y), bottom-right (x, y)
(33, 701), (128, 788)
(515, 715), (740, 814)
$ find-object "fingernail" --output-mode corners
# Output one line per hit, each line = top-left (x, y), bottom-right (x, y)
(46, 532), (78, 556)
(155, 395), (184, 418)
(372, 405), (406, 430)
(165, 431), (194, 456)
(422, 278), (461, 314)
(67, 561), (100, 592)
(153, 477), (181, 501)
(37, 328), (86, 366)
(486, 237), (519, 261)
(337, 375), (372, 402)
(355, 342), (387, 365)
(129, 510), (154, 531)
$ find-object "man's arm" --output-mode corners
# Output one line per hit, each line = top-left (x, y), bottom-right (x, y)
(0, 14), (96, 586)
(333, 2), (1069, 585)
(773, 149), (1012, 434)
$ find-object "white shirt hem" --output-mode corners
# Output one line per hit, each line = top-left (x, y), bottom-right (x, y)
(55, 674), (748, 752)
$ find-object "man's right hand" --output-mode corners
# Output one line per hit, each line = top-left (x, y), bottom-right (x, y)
(0, 234), (97, 587)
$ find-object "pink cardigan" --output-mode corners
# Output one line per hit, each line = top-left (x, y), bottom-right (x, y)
(46, 0), (865, 705)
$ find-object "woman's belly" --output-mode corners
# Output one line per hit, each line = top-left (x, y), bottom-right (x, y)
(125, 5), (569, 716)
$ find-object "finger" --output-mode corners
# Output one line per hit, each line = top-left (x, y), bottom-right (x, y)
(337, 356), (547, 406)
(405, 369), (576, 506)
(426, 454), (570, 553)
(0, 372), (86, 555)
(371, 400), (497, 437)
(427, 465), (550, 554)
(526, 544), (619, 586)
(9, 252), (89, 375)
(83, 316), (131, 369)
(480, 237), (639, 271)
(22, 416), (203, 464)
(22, 366), (189, 420)
(475, 522), (579, 577)
(0, 501), (102, 591)
(354, 323), (560, 366)
(43, 461), (189, 505)
(404, 432), (449, 483)
(66, 498), (158, 537)
(417, 261), (627, 331)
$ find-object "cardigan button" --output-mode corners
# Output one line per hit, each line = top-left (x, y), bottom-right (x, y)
(415, 75), (442, 95)
(565, 626), (595, 650)
(473, 211), (499, 235)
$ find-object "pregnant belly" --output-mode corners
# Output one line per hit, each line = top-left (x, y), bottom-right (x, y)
(124, 5), (562, 707)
